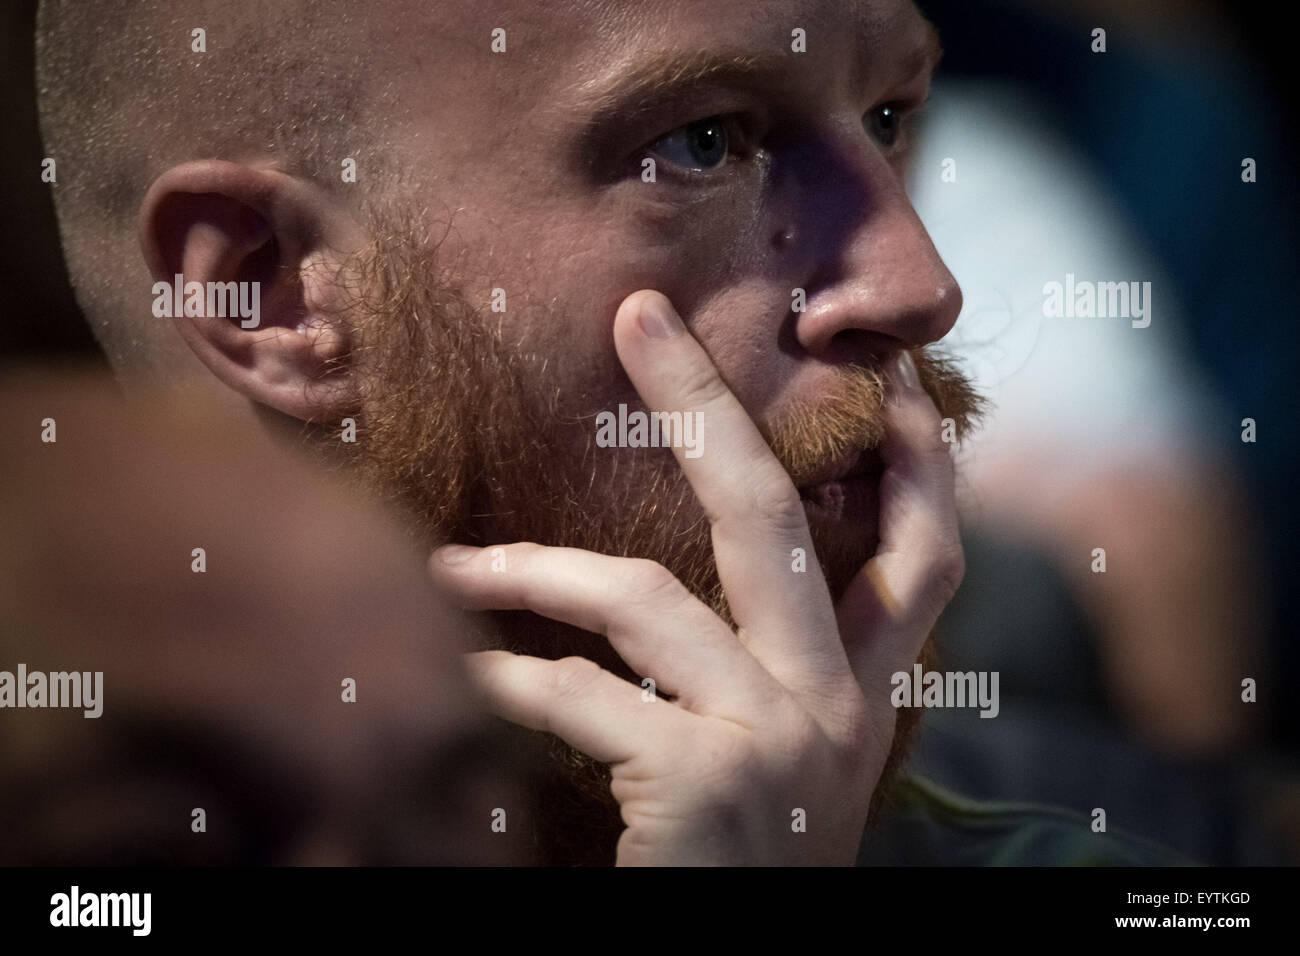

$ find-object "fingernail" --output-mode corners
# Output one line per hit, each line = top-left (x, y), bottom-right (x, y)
(438, 544), (479, 565)
(891, 351), (921, 391)
(638, 294), (684, 339)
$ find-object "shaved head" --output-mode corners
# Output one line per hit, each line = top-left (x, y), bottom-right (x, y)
(36, 0), (398, 374)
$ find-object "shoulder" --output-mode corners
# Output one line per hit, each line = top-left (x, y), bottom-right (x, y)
(857, 774), (1197, 866)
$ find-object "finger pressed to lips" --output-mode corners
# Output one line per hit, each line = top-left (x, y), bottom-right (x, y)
(434, 298), (961, 750)
(836, 350), (964, 688)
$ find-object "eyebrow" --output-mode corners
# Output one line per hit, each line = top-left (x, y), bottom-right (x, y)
(568, 19), (945, 123)
(906, 18), (945, 81)
(569, 50), (789, 122)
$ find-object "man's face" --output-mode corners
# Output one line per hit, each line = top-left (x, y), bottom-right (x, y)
(387, 0), (958, 405)
(344, 0), (971, 610)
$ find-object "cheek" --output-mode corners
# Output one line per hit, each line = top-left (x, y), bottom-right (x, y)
(612, 201), (803, 415)
(547, 230), (802, 425)
(449, 188), (797, 415)
(684, 283), (805, 421)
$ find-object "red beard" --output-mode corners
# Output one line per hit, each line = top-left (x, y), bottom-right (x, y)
(323, 211), (984, 863)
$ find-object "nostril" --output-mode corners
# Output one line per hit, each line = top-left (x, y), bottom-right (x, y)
(822, 327), (897, 364)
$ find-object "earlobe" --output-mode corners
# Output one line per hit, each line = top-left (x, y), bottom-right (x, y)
(138, 159), (361, 422)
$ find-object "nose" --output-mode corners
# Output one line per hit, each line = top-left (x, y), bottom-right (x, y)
(790, 154), (962, 360)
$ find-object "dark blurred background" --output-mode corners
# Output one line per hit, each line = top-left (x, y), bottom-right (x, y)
(903, 0), (1300, 866)
(4, 0), (1298, 864)
(1, 0), (106, 365)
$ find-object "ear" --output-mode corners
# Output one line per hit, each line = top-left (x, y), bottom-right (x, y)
(138, 160), (365, 422)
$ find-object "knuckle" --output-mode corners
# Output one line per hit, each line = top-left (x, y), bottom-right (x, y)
(830, 697), (876, 757)
(762, 713), (863, 799)
(546, 656), (605, 700)
(926, 542), (966, 611)
(621, 558), (686, 604)
(915, 405), (948, 453)
(894, 399), (953, 464)
(743, 472), (806, 536)
(934, 543), (966, 596)
(673, 363), (732, 412)
(690, 724), (757, 782)
(769, 714), (826, 770)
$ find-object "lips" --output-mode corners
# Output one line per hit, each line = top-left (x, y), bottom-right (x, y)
(795, 447), (881, 494)
(795, 448), (884, 522)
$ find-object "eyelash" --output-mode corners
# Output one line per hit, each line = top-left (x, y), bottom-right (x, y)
(639, 115), (756, 181)
(869, 100), (925, 147)
(640, 99), (925, 181)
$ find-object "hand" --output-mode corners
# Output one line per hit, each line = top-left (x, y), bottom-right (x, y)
(429, 290), (963, 865)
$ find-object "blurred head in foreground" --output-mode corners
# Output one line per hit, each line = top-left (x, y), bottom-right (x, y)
(0, 372), (532, 864)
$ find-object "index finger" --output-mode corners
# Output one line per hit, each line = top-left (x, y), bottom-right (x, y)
(611, 290), (852, 701)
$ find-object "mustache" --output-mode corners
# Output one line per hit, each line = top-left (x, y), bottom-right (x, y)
(761, 351), (986, 488)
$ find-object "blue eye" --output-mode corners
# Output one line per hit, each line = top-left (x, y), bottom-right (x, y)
(866, 104), (903, 148)
(649, 116), (730, 171)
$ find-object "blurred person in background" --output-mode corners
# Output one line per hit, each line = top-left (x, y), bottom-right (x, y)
(0, 370), (532, 865)
(904, 0), (1299, 865)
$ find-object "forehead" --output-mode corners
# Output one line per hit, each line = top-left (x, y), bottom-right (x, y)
(395, 0), (932, 103)
(513, 0), (923, 39)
